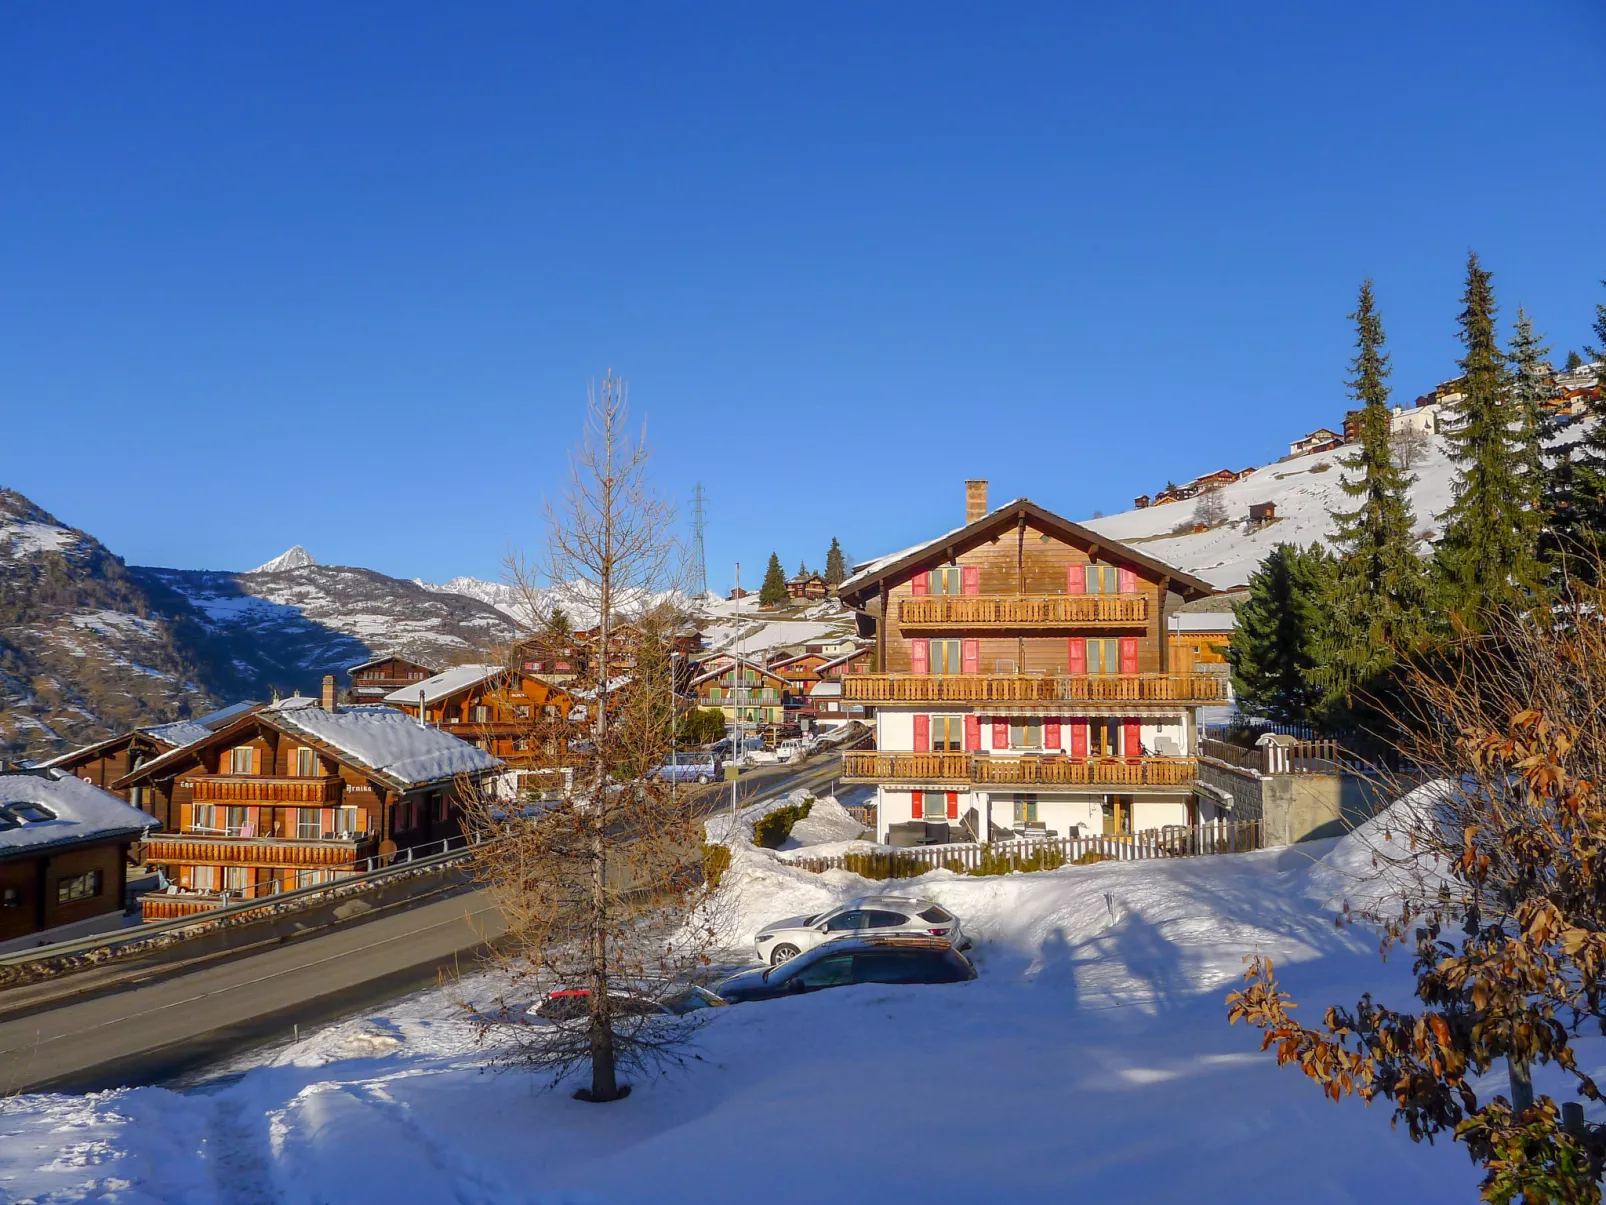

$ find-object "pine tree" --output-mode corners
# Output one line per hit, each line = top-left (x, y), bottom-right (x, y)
(1433, 253), (1535, 624)
(759, 553), (788, 606)
(1566, 349), (1585, 371)
(1322, 280), (1427, 711)
(1553, 282), (1606, 581)
(1227, 544), (1332, 727)
(1506, 308), (1556, 572)
(824, 538), (846, 586)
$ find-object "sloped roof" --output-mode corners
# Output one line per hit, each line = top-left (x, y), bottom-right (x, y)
(346, 653), (442, 676)
(383, 663), (502, 707)
(838, 498), (1215, 602)
(41, 702), (260, 770)
(0, 770), (156, 857)
(689, 656), (791, 690)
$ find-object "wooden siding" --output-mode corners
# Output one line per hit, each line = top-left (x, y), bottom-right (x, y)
(899, 593), (1148, 630)
(144, 836), (372, 868)
(188, 775), (343, 804)
(842, 673), (1226, 705)
(841, 751), (1197, 789)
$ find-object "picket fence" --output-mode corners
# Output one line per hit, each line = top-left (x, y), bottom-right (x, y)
(784, 818), (1262, 876)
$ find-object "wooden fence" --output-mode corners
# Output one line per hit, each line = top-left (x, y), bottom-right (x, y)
(784, 819), (1262, 877)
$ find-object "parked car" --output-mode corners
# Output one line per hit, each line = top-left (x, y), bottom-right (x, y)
(535, 983), (727, 1020)
(650, 751), (723, 785)
(718, 935), (976, 1003)
(753, 895), (966, 966)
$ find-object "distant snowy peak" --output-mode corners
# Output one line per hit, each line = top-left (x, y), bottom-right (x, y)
(250, 546), (317, 574)
(418, 575), (710, 628)
(0, 489), (86, 561)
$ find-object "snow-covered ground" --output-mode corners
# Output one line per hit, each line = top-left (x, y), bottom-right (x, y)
(0, 796), (1494, 1204)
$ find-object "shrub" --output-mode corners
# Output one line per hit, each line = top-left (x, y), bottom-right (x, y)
(700, 841), (731, 890)
(752, 797), (813, 849)
(841, 851), (925, 880)
(1073, 849), (1111, 866)
(967, 845), (1068, 877)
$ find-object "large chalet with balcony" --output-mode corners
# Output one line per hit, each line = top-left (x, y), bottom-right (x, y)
(115, 678), (502, 919)
(836, 480), (1226, 846)
(347, 654), (440, 704)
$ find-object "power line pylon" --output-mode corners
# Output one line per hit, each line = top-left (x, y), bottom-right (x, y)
(690, 482), (709, 598)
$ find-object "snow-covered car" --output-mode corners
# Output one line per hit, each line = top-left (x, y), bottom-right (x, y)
(719, 935), (977, 1003)
(753, 895), (966, 966)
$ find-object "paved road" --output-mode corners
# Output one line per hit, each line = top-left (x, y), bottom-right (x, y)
(0, 754), (849, 1095)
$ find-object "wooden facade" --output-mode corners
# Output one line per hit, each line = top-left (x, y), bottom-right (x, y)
(837, 483), (1224, 843)
(347, 654), (439, 703)
(691, 658), (793, 725)
(42, 730), (183, 822)
(386, 666), (575, 766)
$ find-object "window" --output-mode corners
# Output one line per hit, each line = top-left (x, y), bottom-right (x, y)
(1013, 794), (1039, 824)
(514, 705), (531, 719)
(853, 950), (961, 984)
(1084, 565), (1119, 594)
(793, 954), (856, 990)
(225, 806), (248, 836)
(919, 904), (955, 924)
(230, 746), (254, 774)
(9, 802), (54, 823)
(192, 865), (218, 892)
(296, 747), (319, 777)
(923, 791), (947, 820)
(223, 866), (250, 893)
(1086, 638), (1120, 675)
(297, 808), (322, 839)
(192, 803), (218, 832)
(929, 715), (964, 751)
(57, 869), (103, 904)
(1009, 719), (1043, 749)
(929, 640), (962, 675)
(294, 868), (327, 889)
(864, 910), (910, 929)
(337, 806), (361, 837)
(436, 794), (449, 823)
(1089, 718), (1121, 757)
(472, 705), (490, 723)
(929, 566), (962, 596)
(825, 908), (867, 932)
(1, 886), (19, 908)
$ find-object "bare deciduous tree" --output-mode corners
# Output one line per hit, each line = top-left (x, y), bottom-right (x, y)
(466, 371), (716, 1103)
(1391, 421), (1429, 471)
(1192, 486), (1228, 528)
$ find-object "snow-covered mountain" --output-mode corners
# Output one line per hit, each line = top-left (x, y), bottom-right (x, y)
(418, 575), (701, 628)
(251, 545), (317, 574)
(1083, 432), (1464, 589)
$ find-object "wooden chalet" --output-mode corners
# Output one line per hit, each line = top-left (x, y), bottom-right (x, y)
(39, 703), (259, 826)
(690, 657), (793, 726)
(1289, 428), (1344, 457)
(384, 663), (575, 766)
(347, 654), (441, 704)
(786, 571), (831, 601)
(835, 479), (1225, 846)
(1132, 494), (1151, 509)
(768, 650), (832, 699)
(115, 678), (502, 920)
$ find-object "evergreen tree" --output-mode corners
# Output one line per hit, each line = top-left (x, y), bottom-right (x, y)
(824, 538), (846, 586)
(1565, 349), (1584, 371)
(1553, 282), (1606, 581)
(758, 553), (788, 606)
(797, 560), (807, 578)
(1506, 308), (1557, 573)
(1227, 544), (1333, 727)
(1433, 253), (1535, 624)
(1322, 280), (1427, 712)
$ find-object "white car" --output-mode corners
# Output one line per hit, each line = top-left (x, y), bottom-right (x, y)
(754, 896), (966, 966)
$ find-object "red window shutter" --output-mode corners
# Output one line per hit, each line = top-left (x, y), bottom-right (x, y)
(993, 720), (1009, 749)
(1065, 564), (1085, 595)
(961, 565), (980, 595)
(1071, 720), (1089, 758)
(946, 791), (959, 820)
(911, 571), (930, 596)
(321, 807), (336, 836)
(1123, 720), (1143, 760)
(1119, 637), (1139, 674)
(961, 639), (979, 674)
(1118, 566), (1137, 594)
(911, 639), (930, 674)
(964, 714), (981, 751)
(911, 791), (923, 819)
(913, 714), (931, 752)
(1044, 718), (1061, 749)
(1067, 638), (1086, 675)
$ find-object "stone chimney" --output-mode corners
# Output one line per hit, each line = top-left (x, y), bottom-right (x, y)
(965, 479), (989, 524)
(321, 674), (338, 711)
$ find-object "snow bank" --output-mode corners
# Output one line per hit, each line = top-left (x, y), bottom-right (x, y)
(1304, 778), (1458, 914)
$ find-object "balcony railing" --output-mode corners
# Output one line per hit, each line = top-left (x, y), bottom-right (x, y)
(189, 775), (344, 804)
(143, 835), (374, 868)
(840, 751), (1197, 789)
(899, 594), (1148, 629)
(841, 673), (1228, 705)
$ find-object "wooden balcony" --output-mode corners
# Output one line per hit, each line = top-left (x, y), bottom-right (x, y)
(841, 673), (1228, 706)
(142, 893), (229, 921)
(840, 751), (1197, 790)
(898, 594), (1148, 630)
(188, 775), (344, 804)
(143, 835), (373, 868)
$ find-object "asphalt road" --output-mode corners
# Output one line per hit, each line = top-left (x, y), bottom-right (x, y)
(0, 753), (851, 1096)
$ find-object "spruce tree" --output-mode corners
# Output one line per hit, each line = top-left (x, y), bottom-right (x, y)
(759, 553), (788, 606)
(1322, 280), (1427, 710)
(1506, 308), (1556, 575)
(1433, 253), (1535, 623)
(1565, 349), (1584, 371)
(1227, 544), (1332, 727)
(824, 538), (846, 586)
(1553, 282), (1606, 581)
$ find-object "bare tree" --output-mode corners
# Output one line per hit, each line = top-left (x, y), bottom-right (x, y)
(466, 372), (715, 1102)
(1391, 421), (1429, 471)
(1192, 486), (1228, 528)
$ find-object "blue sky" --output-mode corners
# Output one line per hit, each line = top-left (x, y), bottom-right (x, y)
(3, 2), (1602, 590)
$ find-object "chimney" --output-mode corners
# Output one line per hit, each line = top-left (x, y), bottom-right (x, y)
(321, 674), (337, 711)
(965, 479), (989, 524)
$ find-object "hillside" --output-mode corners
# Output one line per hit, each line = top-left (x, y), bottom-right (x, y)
(1083, 431), (1463, 589)
(0, 491), (518, 761)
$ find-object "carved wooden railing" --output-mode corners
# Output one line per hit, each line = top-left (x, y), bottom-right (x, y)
(841, 673), (1228, 705)
(841, 751), (1196, 788)
(188, 776), (344, 804)
(143, 836), (374, 868)
(898, 594), (1148, 629)
(839, 752), (972, 783)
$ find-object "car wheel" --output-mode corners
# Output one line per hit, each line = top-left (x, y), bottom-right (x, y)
(769, 943), (800, 966)
(697, 774), (710, 785)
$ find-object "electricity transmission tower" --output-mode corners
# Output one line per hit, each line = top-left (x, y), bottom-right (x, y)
(690, 482), (709, 598)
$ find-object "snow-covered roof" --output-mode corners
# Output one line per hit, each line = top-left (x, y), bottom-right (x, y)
(817, 647), (872, 673)
(268, 705), (503, 788)
(138, 719), (215, 748)
(39, 702), (260, 770)
(382, 663), (502, 707)
(809, 680), (843, 698)
(0, 770), (156, 856)
(347, 653), (441, 676)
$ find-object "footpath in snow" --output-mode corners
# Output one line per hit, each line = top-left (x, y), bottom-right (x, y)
(0, 793), (1488, 1204)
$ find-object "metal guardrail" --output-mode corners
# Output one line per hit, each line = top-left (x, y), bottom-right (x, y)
(0, 831), (488, 968)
